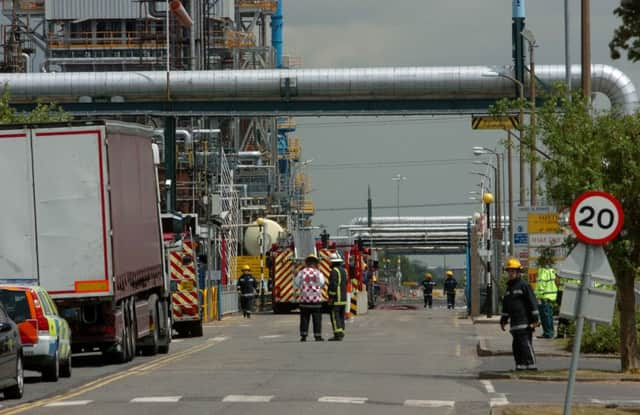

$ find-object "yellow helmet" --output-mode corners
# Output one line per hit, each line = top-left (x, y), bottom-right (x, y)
(242, 264), (251, 271)
(425, 272), (432, 278)
(505, 257), (522, 270)
(305, 254), (319, 264)
(446, 270), (454, 276)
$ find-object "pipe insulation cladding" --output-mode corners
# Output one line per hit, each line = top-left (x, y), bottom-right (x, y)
(0, 64), (636, 114)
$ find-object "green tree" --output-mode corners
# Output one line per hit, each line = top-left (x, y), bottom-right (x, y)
(610, 1), (640, 61)
(0, 85), (71, 124)
(535, 87), (640, 372)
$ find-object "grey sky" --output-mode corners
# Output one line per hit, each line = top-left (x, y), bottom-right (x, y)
(280, 1), (634, 267)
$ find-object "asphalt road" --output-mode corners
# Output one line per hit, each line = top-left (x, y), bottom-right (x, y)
(0, 296), (637, 414)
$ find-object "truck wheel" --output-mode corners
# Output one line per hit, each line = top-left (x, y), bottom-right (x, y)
(42, 349), (59, 382)
(60, 352), (72, 378)
(192, 321), (203, 337)
(3, 355), (24, 399)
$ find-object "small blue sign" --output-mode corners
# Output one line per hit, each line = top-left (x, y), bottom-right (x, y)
(514, 233), (528, 244)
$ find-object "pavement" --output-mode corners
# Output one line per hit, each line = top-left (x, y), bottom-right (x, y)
(471, 314), (636, 382)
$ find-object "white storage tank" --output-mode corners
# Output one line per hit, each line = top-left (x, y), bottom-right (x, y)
(244, 218), (283, 256)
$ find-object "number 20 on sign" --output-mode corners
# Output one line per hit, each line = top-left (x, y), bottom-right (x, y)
(569, 191), (624, 245)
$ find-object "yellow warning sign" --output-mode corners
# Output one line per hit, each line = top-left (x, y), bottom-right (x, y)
(472, 116), (519, 130)
(528, 213), (560, 233)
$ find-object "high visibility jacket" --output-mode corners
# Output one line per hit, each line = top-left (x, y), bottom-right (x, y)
(328, 265), (348, 305)
(535, 267), (558, 302)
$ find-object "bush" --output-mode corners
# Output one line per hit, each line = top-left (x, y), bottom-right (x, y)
(565, 311), (640, 354)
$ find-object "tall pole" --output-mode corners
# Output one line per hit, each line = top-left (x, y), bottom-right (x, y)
(512, 0), (526, 208)
(564, 0), (571, 94)
(396, 181), (400, 219)
(494, 155), (502, 316)
(529, 38), (537, 207)
(581, 0), (591, 100)
(507, 130), (514, 255)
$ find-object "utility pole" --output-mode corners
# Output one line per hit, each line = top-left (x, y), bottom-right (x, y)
(522, 29), (537, 207)
(581, 0), (591, 100)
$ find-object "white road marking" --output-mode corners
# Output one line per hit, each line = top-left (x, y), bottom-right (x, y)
(259, 335), (284, 339)
(404, 400), (455, 408)
(45, 400), (92, 407)
(318, 396), (368, 404)
(222, 395), (274, 402)
(171, 339), (184, 343)
(481, 380), (495, 394)
(455, 344), (461, 357)
(592, 399), (640, 406)
(210, 336), (229, 342)
(131, 396), (182, 403)
(489, 394), (509, 407)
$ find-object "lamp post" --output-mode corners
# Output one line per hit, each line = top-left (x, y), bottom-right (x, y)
(482, 191), (494, 318)
(483, 72), (525, 209)
(392, 174), (407, 220)
(522, 29), (538, 207)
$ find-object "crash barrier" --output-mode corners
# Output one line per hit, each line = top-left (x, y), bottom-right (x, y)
(221, 286), (239, 315)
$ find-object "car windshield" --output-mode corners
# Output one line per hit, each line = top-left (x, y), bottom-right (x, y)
(0, 289), (30, 324)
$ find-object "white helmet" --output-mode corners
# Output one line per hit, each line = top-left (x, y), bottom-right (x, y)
(329, 252), (343, 263)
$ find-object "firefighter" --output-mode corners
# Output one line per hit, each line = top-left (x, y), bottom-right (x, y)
(443, 270), (457, 309)
(500, 258), (540, 371)
(534, 248), (558, 339)
(237, 265), (258, 318)
(420, 272), (437, 308)
(293, 254), (325, 342)
(327, 252), (347, 341)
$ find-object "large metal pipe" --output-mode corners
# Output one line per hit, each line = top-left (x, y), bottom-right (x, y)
(1, 64), (636, 114)
(350, 216), (472, 225)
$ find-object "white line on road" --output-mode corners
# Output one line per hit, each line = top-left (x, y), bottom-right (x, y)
(222, 395), (274, 403)
(209, 336), (229, 342)
(259, 335), (284, 339)
(404, 400), (455, 408)
(592, 399), (640, 406)
(171, 339), (184, 343)
(455, 344), (461, 357)
(318, 396), (368, 404)
(481, 380), (495, 394)
(131, 396), (182, 403)
(44, 400), (93, 407)
(489, 394), (509, 407)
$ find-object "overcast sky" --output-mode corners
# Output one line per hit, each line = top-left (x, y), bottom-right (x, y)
(279, 1), (635, 267)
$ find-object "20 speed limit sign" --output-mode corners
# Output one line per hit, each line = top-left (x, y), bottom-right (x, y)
(569, 191), (624, 245)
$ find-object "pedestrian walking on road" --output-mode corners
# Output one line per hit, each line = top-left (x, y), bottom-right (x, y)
(294, 254), (325, 342)
(420, 273), (437, 308)
(534, 247), (558, 339)
(500, 258), (540, 371)
(443, 271), (457, 309)
(327, 253), (347, 341)
(237, 265), (258, 318)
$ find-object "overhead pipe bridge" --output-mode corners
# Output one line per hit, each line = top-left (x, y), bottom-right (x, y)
(1, 64), (637, 116)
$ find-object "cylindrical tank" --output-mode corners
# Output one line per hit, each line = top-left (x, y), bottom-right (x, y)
(244, 218), (284, 256)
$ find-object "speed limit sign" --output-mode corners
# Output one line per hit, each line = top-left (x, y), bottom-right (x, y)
(569, 191), (624, 245)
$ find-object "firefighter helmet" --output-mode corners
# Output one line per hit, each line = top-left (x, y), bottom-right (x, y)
(425, 272), (432, 278)
(328, 253), (343, 263)
(242, 264), (251, 271)
(446, 270), (454, 276)
(505, 257), (522, 270)
(305, 254), (319, 264)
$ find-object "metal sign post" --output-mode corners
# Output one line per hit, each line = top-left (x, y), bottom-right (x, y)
(561, 191), (623, 415)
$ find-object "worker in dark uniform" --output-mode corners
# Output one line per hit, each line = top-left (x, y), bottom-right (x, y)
(327, 253), (348, 341)
(237, 265), (258, 318)
(500, 258), (540, 371)
(420, 272), (437, 308)
(443, 270), (457, 309)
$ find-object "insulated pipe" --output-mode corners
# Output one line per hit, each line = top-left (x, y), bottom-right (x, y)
(170, 0), (193, 28)
(0, 64), (636, 114)
(350, 216), (472, 225)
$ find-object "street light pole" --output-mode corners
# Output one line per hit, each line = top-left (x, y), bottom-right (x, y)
(392, 174), (407, 220)
(522, 29), (538, 207)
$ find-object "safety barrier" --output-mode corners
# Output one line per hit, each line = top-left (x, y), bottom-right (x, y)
(220, 286), (239, 315)
(357, 289), (368, 315)
(200, 287), (218, 322)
